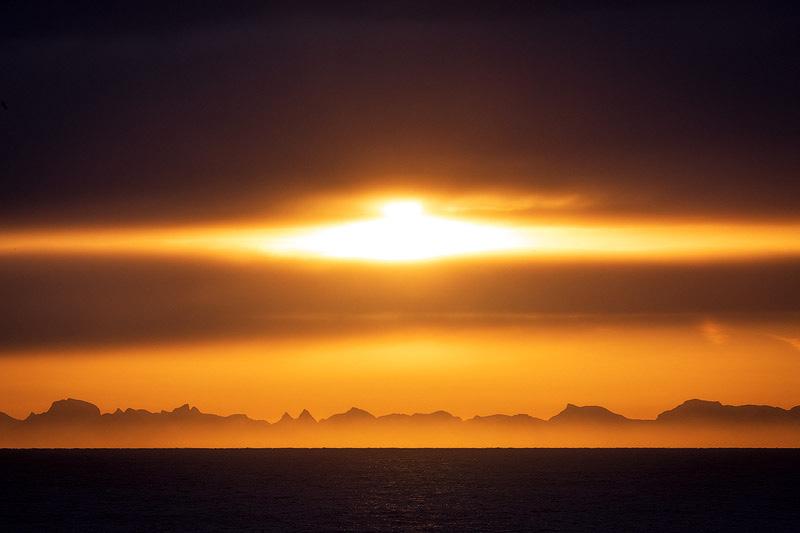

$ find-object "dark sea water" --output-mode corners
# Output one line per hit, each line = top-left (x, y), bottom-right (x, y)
(1, 449), (799, 532)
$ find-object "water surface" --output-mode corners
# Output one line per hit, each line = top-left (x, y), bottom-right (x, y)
(2, 449), (798, 531)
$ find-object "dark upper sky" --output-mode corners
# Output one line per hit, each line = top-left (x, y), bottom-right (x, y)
(2, 0), (800, 227)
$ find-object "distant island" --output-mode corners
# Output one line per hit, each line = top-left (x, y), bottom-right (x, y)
(2, 399), (799, 447)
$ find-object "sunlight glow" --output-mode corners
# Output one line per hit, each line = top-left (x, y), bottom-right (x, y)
(2, 199), (800, 263)
(381, 200), (425, 219)
(271, 200), (524, 261)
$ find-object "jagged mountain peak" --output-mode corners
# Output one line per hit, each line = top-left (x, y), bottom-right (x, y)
(297, 409), (316, 423)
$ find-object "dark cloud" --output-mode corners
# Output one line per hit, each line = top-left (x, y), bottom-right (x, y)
(2, 1), (799, 226)
(2, 254), (798, 349)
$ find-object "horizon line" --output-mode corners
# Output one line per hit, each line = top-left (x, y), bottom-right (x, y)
(6, 397), (800, 425)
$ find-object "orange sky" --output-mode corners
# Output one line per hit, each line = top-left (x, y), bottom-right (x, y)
(2, 312), (799, 421)
(1, 195), (799, 419)
(3, 2), (800, 425)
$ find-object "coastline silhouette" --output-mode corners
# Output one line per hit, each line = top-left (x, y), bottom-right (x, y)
(2, 398), (800, 448)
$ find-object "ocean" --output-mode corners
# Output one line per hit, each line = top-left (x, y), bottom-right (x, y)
(2, 449), (798, 531)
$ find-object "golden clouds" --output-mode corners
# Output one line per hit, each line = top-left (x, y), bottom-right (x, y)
(1, 209), (799, 263)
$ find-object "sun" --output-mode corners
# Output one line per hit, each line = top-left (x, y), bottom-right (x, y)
(271, 200), (523, 262)
(380, 200), (425, 219)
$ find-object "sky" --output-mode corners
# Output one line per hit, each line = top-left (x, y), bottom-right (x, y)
(1, 1), (799, 421)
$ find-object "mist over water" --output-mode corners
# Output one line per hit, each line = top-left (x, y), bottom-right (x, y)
(2, 449), (798, 532)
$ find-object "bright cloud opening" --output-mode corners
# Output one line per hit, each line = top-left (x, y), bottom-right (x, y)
(270, 200), (524, 261)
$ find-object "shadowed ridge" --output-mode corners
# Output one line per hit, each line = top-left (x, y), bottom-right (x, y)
(108, 407), (157, 420)
(276, 409), (317, 427)
(160, 404), (202, 416)
(469, 413), (545, 425)
(48, 398), (101, 417)
(411, 410), (461, 422)
(378, 410), (462, 424)
(657, 399), (795, 424)
(549, 403), (629, 424)
(125, 407), (152, 414)
(657, 399), (722, 421)
(102, 408), (126, 420)
(174, 404), (194, 415)
(224, 413), (254, 423)
(161, 404), (186, 415)
(3, 398), (800, 448)
(26, 398), (101, 422)
(0, 411), (19, 424)
(155, 404), (263, 425)
(322, 407), (375, 424)
(378, 413), (411, 422)
(297, 409), (316, 423)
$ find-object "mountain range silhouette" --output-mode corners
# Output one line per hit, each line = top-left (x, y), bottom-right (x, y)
(2, 398), (799, 447)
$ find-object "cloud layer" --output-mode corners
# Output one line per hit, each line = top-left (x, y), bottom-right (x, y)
(2, 255), (798, 349)
(2, 1), (799, 227)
